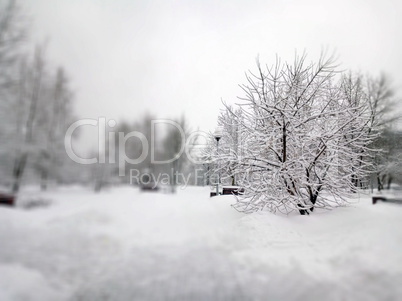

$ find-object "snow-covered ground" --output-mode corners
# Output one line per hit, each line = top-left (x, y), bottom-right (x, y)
(1, 186), (401, 301)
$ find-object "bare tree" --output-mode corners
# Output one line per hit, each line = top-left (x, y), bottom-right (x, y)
(340, 72), (399, 191)
(365, 75), (399, 190)
(11, 46), (46, 192)
(162, 115), (193, 192)
(207, 106), (243, 186)
(209, 53), (377, 215)
(0, 0), (25, 185)
(37, 67), (74, 190)
(0, 2), (76, 191)
(0, 0), (25, 87)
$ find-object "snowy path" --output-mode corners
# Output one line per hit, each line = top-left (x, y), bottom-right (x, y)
(1, 186), (402, 300)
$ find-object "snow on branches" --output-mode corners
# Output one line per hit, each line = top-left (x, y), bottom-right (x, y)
(208, 53), (383, 215)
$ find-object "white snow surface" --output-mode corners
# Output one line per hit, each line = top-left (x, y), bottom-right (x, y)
(0, 186), (401, 301)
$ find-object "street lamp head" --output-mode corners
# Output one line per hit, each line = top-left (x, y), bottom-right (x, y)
(214, 126), (223, 142)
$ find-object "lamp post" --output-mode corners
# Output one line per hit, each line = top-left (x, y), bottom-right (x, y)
(214, 127), (223, 196)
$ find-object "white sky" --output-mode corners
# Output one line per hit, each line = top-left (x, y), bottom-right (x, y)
(24, 0), (402, 138)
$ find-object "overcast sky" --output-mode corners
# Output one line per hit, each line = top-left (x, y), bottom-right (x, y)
(25, 0), (402, 137)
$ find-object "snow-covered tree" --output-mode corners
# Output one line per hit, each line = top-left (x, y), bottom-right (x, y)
(34, 67), (75, 190)
(340, 72), (399, 190)
(0, 2), (76, 191)
(161, 116), (192, 191)
(210, 53), (378, 215)
(0, 0), (25, 185)
(371, 129), (402, 190)
(206, 106), (243, 186)
(365, 75), (399, 189)
(10, 46), (47, 192)
(0, 0), (24, 87)
(0, 43), (75, 192)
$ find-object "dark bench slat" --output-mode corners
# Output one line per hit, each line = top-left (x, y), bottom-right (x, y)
(373, 196), (402, 205)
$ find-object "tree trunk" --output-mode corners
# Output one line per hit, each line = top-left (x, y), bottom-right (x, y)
(377, 173), (383, 191)
(12, 153), (28, 193)
(387, 176), (393, 190)
(40, 169), (48, 191)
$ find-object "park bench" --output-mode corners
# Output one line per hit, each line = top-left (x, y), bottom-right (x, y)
(372, 196), (402, 205)
(210, 186), (244, 197)
(222, 186), (244, 195)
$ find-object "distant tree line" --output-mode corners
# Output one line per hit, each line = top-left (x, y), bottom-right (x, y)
(92, 113), (203, 193)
